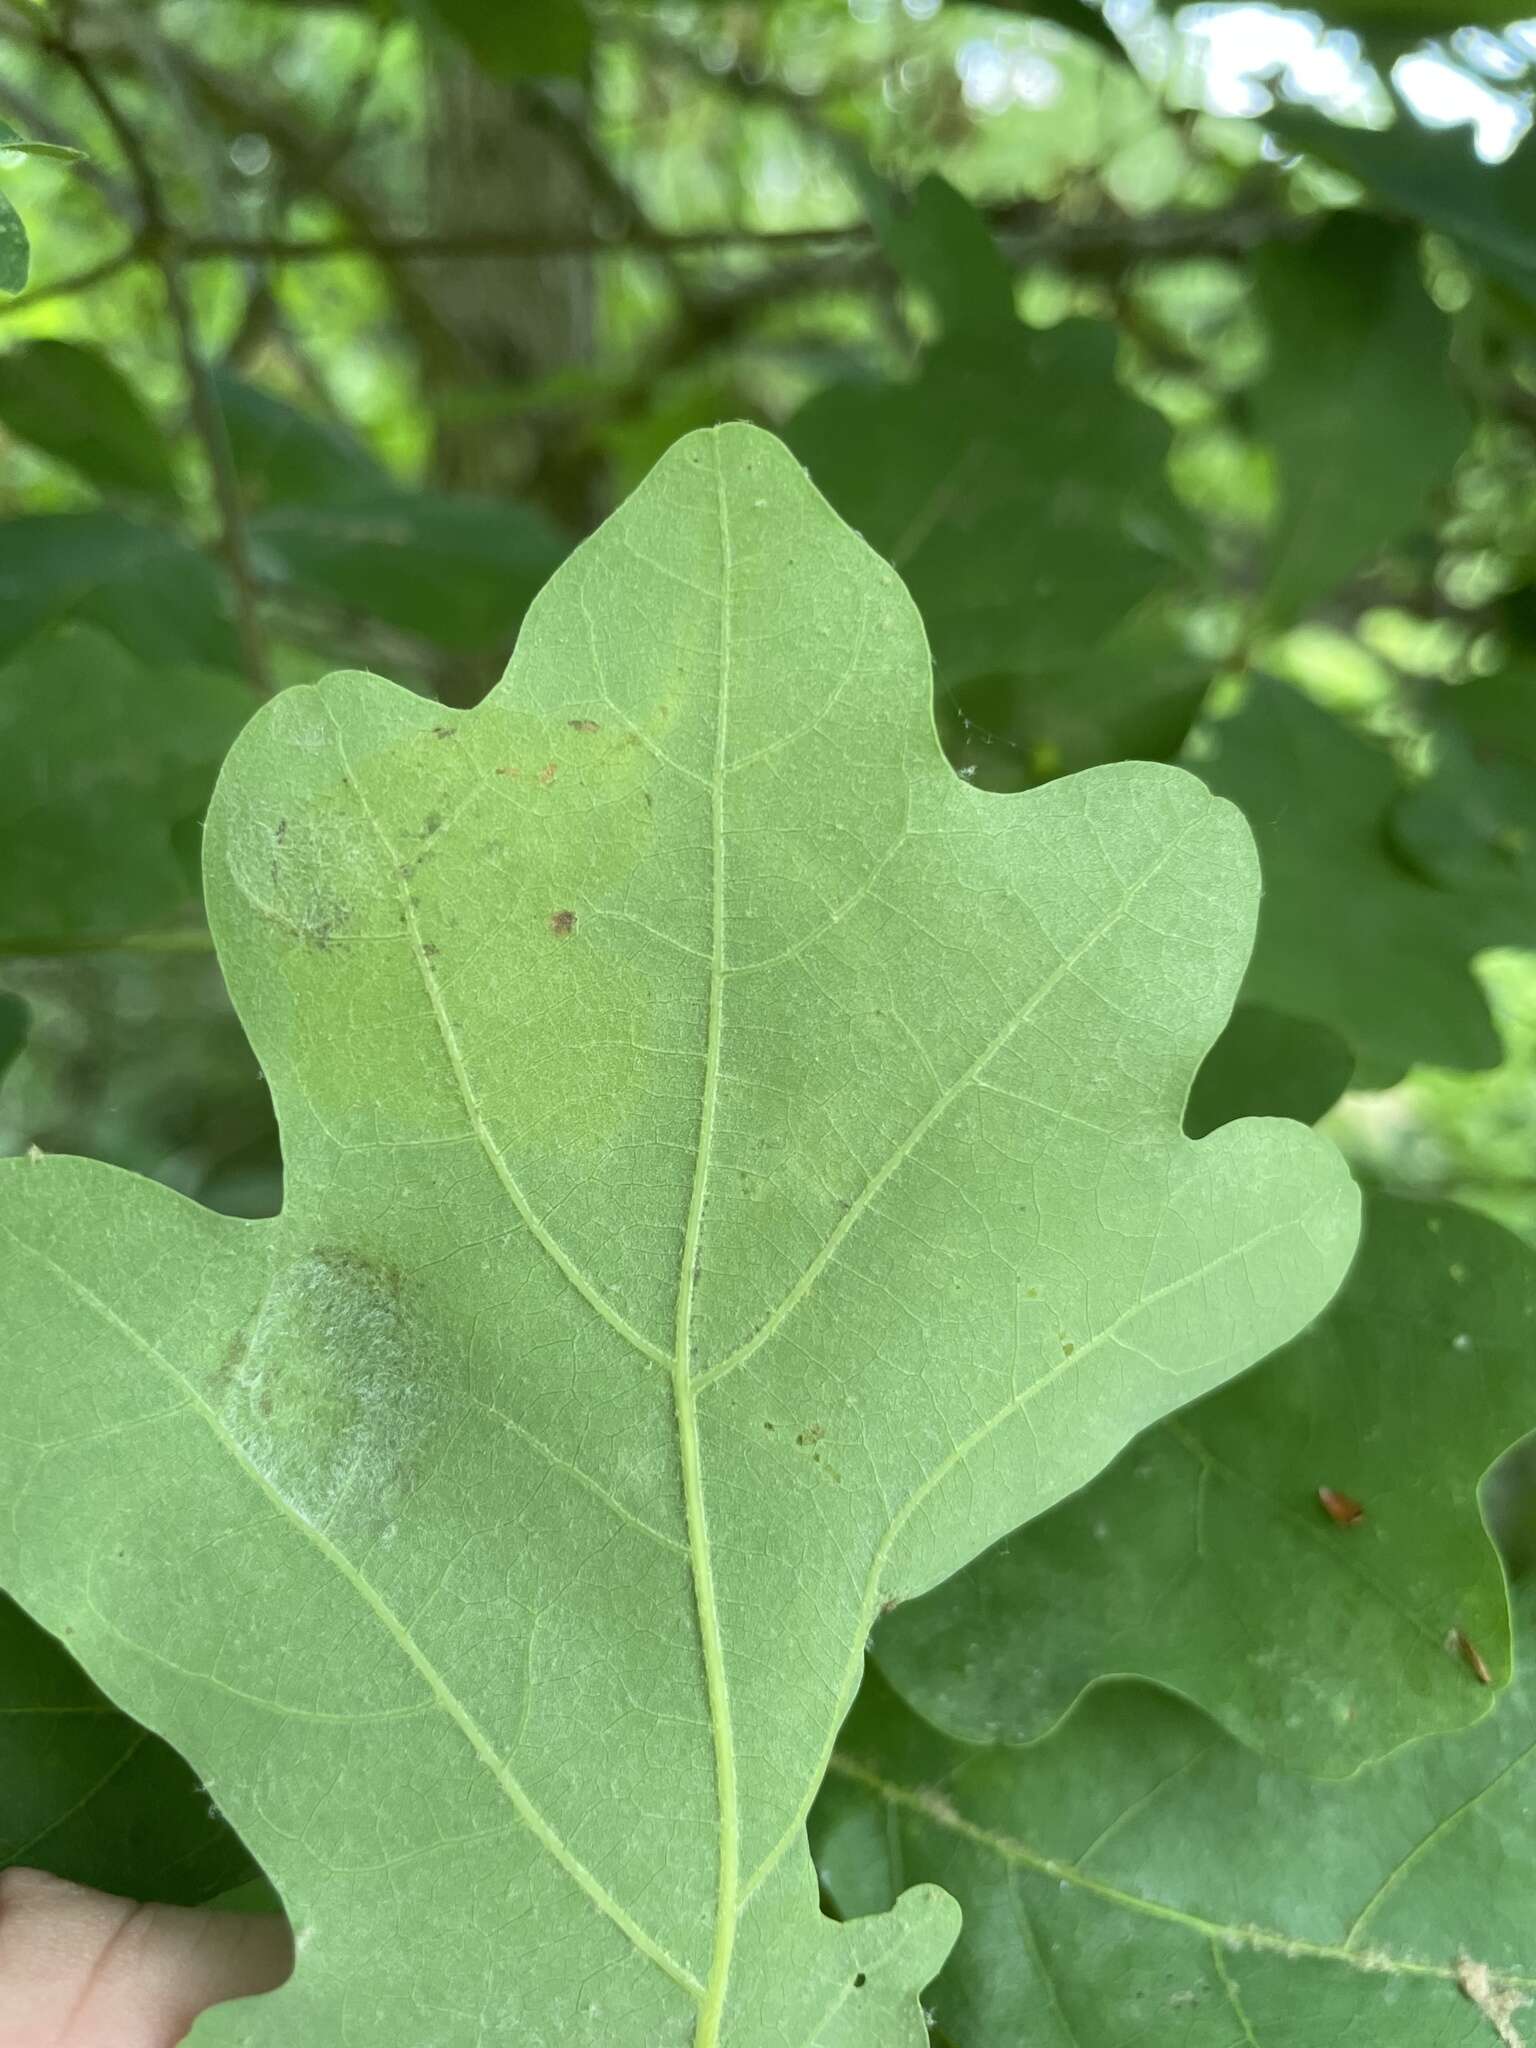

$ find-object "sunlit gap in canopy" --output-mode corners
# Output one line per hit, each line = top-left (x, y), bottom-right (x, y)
(1106, 0), (1536, 160)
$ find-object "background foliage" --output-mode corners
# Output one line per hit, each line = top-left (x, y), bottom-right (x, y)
(4, 0), (1536, 2038)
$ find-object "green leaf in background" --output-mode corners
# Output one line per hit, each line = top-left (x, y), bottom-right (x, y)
(1250, 213), (1466, 631)
(251, 488), (568, 653)
(860, 173), (1016, 340)
(0, 340), (181, 503)
(1189, 675), (1514, 1085)
(214, 374), (390, 511)
(0, 991), (25, 1083)
(1184, 1001), (1354, 1140)
(0, 117), (29, 296)
(942, 621), (1210, 789)
(814, 1618), (1536, 2048)
(787, 316), (1187, 695)
(0, 625), (250, 947)
(1271, 104), (1536, 310)
(0, 511), (237, 669)
(219, 374), (568, 655)
(0, 185), (27, 297)
(0, 139), (85, 163)
(1393, 662), (1536, 899)
(875, 1194), (1536, 1775)
(0, 426), (1355, 2046)
(413, 0), (590, 77)
(0, 1594), (256, 1904)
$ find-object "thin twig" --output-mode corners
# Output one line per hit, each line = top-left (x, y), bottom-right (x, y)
(48, 26), (272, 696)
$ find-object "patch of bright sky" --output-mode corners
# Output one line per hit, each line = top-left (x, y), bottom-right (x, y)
(938, 0), (1535, 162)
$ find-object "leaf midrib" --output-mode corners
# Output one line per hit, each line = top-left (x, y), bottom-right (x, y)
(669, 434), (742, 2048)
(829, 1749), (1536, 1997)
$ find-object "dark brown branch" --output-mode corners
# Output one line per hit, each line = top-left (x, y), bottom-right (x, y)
(48, 26), (272, 695)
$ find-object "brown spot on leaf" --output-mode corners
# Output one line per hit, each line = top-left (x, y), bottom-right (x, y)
(495, 764), (521, 779)
(1450, 1628), (1493, 1685)
(568, 718), (601, 733)
(539, 761), (558, 787)
(548, 910), (576, 938)
(1318, 1486), (1364, 1527)
(275, 818), (288, 845)
(422, 814), (443, 838)
(433, 724), (457, 740)
(421, 942), (441, 959)
(796, 1425), (825, 1449)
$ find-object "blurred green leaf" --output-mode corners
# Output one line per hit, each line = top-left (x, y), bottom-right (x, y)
(862, 172), (1016, 338)
(875, 1195), (1536, 1775)
(1251, 213), (1466, 629)
(1393, 663), (1536, 898)
(1271, 106), (1536, 308)
(0, 186), (27, 297)
(789, 317), (1188, 692)
(0, 340), (180, 503)
(0, 140), (86, 164)
(219, 376), (569, 653)
(215, 373), (388, 510)
(942, 622), (1210, 788)
(0, 625), (251, 947)
(1190, 676), (1515, 1084)
(1184, 1001), (1353, 1140)
(0, 991), (25, 1082)
(0, 512), (237, 670)
(816, 1606), (1536, 2047)
(251, 489), (568, 653)
(0, 1593), (256, 1904)
(412, 0), (590, 76)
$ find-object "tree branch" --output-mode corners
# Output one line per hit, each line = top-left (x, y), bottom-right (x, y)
(175, 203), (1300, 268)
(46, 23), (272, 695)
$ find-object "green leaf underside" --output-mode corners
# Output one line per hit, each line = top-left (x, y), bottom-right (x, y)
(0, 426), (1355, 2047)
(0, 1592), (256, 1904)
(1189, 676), (1519, 1086)
(814, 1636), (1536, 2048)
(875, 1194), (1536, 1775)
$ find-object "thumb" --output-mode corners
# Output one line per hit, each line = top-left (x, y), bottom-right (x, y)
(0, 1868), (292, 2048)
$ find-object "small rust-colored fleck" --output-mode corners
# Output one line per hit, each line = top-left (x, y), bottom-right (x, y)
(568, 718), (601, 733)
(1318, 1486), (1365, 1527)
(432, 724), (456, 740)
(548, 909), (576, 938)
(538, 761), (558, 786)
(1451, 1628), (1493, 1685)
(495, 764), (521, 779)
